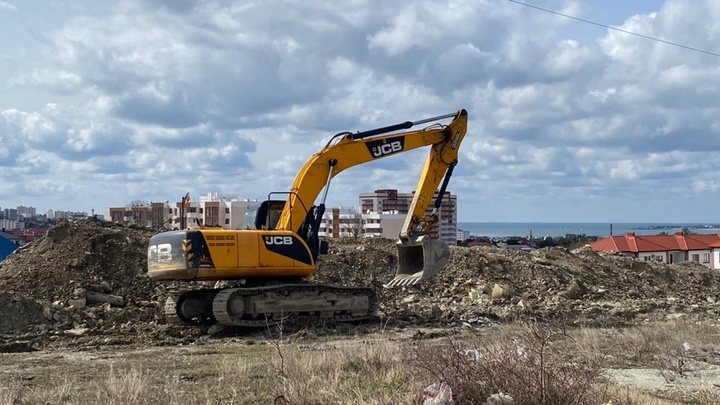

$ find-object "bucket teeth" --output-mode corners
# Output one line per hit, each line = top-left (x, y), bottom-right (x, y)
(385, 277), (419, 288)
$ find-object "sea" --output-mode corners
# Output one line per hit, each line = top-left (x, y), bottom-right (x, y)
(457, 222), (720, 239)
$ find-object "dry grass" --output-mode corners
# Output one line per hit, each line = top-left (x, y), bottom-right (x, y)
(1, 321), (720, 404)
(275, 340), (422, 404)
(568, 318), (720, 368)
(0, 337), (421, 405)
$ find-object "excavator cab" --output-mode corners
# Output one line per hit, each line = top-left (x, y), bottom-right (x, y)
(242, 200), (286, 230)
(243, 199), (329, 262)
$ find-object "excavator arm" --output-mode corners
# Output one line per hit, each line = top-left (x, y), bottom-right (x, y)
(276, 109), (468, 286)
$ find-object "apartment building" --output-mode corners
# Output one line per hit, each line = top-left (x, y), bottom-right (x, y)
(16, 205), (36, 218)
(46, 210), (89, 220)
(106, 193), (256, 230)
(171, 193), (255, 229)
(3, 208), (17, 221)
(358, 189), (458, 245)
(0, 219), (25, 231)
(318, 207), (405, 239)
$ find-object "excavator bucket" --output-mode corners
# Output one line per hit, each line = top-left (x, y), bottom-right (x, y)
(387, 234), (450, 287)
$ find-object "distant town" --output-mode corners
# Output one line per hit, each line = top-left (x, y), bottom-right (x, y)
(7, 191), (719, 269)
(0, 205), (93, 245)
(1, 189), (461, 246)
(0, 190), (597, 253)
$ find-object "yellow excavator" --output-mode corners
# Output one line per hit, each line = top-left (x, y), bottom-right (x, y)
(147, 109), (468, 326)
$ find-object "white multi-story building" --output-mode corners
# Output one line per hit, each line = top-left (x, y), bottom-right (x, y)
(0, 219), (25, 230)
(358, 189), (458, 245)
(47, 210), (88, 220)
(318, 207), (406, 239)
(457, 229), (469, 243)
(318, 207), (362, 238)
(107, 192), (257, 230)
(16, 206), (36, 218)
(361, 211), (405, 239)
(169, 193), (257, 229)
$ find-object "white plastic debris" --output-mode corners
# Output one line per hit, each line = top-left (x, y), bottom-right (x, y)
(422, 381), (456, 405)
(486, 391), (515, 405)
(460, 348), (485, 361)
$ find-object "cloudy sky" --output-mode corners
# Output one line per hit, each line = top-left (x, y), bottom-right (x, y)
(1, 0), (719, 223)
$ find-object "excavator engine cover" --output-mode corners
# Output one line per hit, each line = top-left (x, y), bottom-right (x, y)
(388, 234), (450, 287)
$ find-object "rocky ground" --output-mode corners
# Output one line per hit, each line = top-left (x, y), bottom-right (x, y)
(1, 218), (719, 351)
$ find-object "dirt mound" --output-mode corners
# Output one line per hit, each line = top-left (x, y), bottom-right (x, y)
(0, 218), (180, 347)
(0, 217), (156, 303)
(1, 221), (719, 347)
(314, 238), (720, 327)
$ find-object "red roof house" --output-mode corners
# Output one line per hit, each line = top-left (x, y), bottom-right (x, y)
(590, 232), (720, 269)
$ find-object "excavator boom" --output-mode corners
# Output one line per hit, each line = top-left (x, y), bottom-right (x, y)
(275, 110), (468, 233)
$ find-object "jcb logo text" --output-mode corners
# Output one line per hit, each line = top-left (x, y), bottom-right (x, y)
(265, 236), (293, 245)
(372, 141), (403, 157)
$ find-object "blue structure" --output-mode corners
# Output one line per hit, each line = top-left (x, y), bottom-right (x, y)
(0, 234), (19, 261)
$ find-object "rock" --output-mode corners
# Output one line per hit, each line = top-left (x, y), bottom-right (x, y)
(64, 327), (89, 337)
(207, 324), (224, 336)
(491, 284), (513, 300)
(68, 297), (87, 309)
(468, 287), (486, 302)
(85, 291), (125, 307)
(561, 280), (588, 300)
(42, 306), (54, 321)
(481, 283), (492, 295)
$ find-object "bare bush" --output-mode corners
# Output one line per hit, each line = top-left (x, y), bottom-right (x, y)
(409, 324), (611, 405)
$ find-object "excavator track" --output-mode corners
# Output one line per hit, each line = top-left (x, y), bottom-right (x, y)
(164, 289), (218, 326)
(211, 284), (378, 327)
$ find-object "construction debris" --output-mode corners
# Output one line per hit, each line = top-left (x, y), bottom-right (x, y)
(2, 219), (720, 349)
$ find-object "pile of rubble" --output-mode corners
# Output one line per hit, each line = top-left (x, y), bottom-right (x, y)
(0, 218), (183, 347)
(1, 219), (719, 348)
(316, 237), (720, 327)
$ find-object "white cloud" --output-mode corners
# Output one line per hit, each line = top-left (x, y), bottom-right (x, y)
(693, 180), (720, 192)
(2, 0), (720, 222)
(0, 1), (16, 11)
